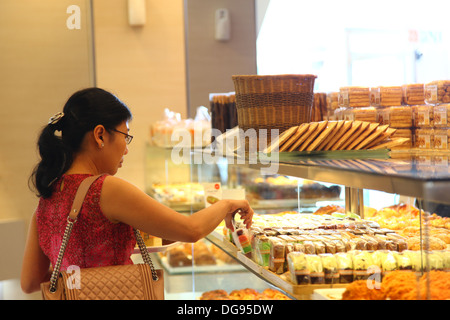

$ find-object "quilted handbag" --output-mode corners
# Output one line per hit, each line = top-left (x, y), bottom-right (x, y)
(41, 175), (164, 300)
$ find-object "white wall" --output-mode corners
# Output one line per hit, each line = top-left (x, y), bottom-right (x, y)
(0, 0), (94, 221)
(0, 0), (94, 299)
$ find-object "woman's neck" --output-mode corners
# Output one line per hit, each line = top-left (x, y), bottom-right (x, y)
(65, 154), (100, 175)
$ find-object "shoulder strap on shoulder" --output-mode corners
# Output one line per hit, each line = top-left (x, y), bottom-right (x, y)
(68, 175), (102, 221)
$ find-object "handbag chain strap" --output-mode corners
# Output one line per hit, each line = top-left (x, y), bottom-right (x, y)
(133, 229), (159, 281)
(49, 215), (77, 292)
(49, 175), (159, 293)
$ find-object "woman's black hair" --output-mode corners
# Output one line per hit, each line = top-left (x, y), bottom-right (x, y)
(29, 87), (133, 198)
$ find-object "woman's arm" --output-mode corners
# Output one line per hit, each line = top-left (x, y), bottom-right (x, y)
(20, 212), (51, 294)
(100, 176), (253, 242)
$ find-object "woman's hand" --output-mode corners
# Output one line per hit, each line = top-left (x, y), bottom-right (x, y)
(223, 199), (254, 231)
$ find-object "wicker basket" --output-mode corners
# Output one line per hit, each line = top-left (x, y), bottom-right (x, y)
(232, 74), (317, 150)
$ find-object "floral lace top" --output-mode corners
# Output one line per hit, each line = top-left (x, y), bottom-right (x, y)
(36, 174), (135, 271)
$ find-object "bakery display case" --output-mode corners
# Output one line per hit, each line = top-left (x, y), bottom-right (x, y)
(142, 78), (449, 300)
(144, 143), (344, 214)
(142, 142), (449, 300)
(142, 145), (306, 299)
(204, 150), (450, 300)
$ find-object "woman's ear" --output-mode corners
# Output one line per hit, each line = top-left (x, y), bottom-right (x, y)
(93, 125), (106, 148)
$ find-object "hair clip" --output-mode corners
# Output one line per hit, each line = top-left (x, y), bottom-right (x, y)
(48, 112), (65, 125)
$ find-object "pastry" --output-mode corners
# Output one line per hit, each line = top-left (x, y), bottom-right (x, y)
(167, 247), (192, 267)
(376, 107), (390, 125)
(402, 83), (425, 105)
(200, 288), (291, 300)
(433, 128), (450, 150)
(287, 252), (310, 285)
(339, 86), (371, 108)
(350, 107), (377, 123)
(354, 124), (389, 150)
(335, 252), (354, 283)
(316, 120), (345, 150)
(425, 80), (450, 104)
(200, 289), (230, 300)
(415, 128), (434, 149)
(264, 125), (298, 153)
(269, 237), (286, 274)
(352, 251), (372, 281)
(388, 106), (413, 128)
(306, 121), (338, 151)
(389, 128), (412, 149)
(406, 235), (447, 251)
(370, 87), (380, 107)
(322, 120), (352, 150)
(261, 288), (291, 300)
(345, 122), (380, 150)
(298, 120), (328, 151)
(378, 86), (403, 106)
(265, 120), (408, 152)
(364, 127), (397, 149)
(330, 121), (363, 150)
(433, 104), (450, 127)
(278, 123), (309, 152)
(320, 253), (339, 284)
(326, 92), (339, 111)
(306, 254), (325, 284)
(229, 288), (260, 300)
(193, 242), (217, 266)
(340, 121), (370, 150)
(333, 107), (345, 120)
(313, 204), (345, 215)
(287, 122), (319, 151)
(413, 105), (433, 127)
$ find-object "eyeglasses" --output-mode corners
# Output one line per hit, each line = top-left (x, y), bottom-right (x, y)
(111, 128), (133, 145)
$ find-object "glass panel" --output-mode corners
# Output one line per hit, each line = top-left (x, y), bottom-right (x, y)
(257, 0), (450, 88)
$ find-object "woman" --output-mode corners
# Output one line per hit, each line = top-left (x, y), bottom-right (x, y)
(21, 88), (253, 294)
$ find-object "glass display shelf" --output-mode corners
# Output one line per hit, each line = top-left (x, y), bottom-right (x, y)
(144, 147), (450, 300)
(232, 149), (450, 205)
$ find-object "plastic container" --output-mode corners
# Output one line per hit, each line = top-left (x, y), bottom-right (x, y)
(319, 253), (339, 284)
(433, 104), (450, 127)
(335, 252), (353, 283)
(287, 252), (310, 285)
(339, 86), (371, 108)
(269, 237), (286, 274)
(415, 128), (434, 149)
(231, 219), (252, 258)
(387, 106), (413, 128)
(433, 128), (450, 150)
(425, 80), (450, 105)
(378, 86), (403, 107)
(390, 128), (413, 149)
(413, 105), (434, 127)
(305, 254), (325, 284)
(370, 87), (380, 107)
(350, 106), (377, 123)
(326, 91), (339, 111)
(402, 83), (425, 105)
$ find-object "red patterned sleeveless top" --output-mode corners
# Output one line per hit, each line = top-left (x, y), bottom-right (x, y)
(36, 174), (136, 271)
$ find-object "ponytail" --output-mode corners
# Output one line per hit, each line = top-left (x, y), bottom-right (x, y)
(30, 121), (73, 198)
(29, 87), (132, 198)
